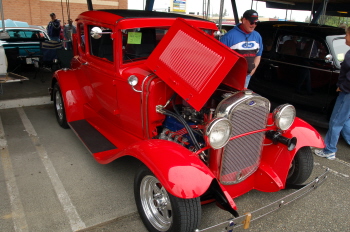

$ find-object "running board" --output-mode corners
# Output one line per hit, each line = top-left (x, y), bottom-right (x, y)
(69, 119), (117, 154)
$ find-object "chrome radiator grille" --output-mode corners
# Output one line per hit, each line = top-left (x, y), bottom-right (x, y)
(216, 91), (270, 185)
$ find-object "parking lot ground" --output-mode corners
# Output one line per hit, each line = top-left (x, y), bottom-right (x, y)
(0, 104), (349, 232)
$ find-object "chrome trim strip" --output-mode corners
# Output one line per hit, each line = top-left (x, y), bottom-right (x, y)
(195, 169), (328, 232)
(265, 58), (336, 73)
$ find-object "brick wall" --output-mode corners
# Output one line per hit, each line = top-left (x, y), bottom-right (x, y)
(2, 0), (128, 27)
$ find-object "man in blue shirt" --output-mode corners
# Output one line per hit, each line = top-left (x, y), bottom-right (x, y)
(220, 10), (263, 88)
(47, 13), (61, 41)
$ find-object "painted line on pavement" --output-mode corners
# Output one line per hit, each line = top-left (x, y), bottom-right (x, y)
(314, 162), (349, 179)
(0, 96), (51, 109)
(17, 107), (86, 231)
(0, 115), (29, 232)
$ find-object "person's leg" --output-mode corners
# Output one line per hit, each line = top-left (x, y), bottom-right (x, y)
(245, 74), (251, 88)
(323, 92), (350, 154)
(340, 117), (350, 145)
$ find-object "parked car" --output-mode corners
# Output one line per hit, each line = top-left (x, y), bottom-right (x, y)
(50, 10), (327, 232)
(0, 19), (50, 71)
(249, 21), (348, 127)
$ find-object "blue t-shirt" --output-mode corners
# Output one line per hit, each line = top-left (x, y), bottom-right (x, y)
(220, 24), (263, 73)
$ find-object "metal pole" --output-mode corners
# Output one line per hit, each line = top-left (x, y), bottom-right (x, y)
(218, 0), (224, 31)
(0, 0), (9, 39)
(87, 0), (93, 11)
(231, 0), (239, 25)
(0, 0), (6, 32)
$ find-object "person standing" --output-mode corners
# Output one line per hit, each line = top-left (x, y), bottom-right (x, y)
(314, 26), (350, 160)
(47, 13), (61, 41)
(220, 9), (263, 88)
(64, 19), (76, 50)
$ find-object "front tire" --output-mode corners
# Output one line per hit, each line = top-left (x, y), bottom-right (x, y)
(286, 146), (314, 185)
(53, 83), (69, 129)
(134, 165), (201, 232)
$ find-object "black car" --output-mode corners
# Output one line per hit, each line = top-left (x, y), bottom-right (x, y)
(249, 21), (348, 127)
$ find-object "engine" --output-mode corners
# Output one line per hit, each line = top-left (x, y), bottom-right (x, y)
(156, 89), (297, 185)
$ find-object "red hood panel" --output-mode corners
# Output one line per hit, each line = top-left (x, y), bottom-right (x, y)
(146, 18), (247, 111)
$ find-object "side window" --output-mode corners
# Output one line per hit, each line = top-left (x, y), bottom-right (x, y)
(278, 35), (328, 59)
(88, 25), (113, 62)
(259, 30), (273, 52)
(278, 35), (298, 56)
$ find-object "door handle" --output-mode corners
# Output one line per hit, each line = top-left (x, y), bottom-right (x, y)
(270, 63), (279, 68)
(82, 62), (88, 65)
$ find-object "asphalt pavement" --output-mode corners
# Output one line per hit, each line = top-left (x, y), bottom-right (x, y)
(0, 70), (349, 232)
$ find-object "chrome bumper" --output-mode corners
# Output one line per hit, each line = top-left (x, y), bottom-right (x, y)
(195, 169), (328, 232)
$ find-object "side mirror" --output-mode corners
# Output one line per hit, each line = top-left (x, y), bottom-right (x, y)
(325, 54), (333, 65)
(90, 27), (102, 39)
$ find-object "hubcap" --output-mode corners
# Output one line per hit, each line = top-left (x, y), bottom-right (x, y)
(55, 91), (63, 120)
(140, 175), (172, 231)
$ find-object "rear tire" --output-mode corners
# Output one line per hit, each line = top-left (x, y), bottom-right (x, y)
(134, 165), (201, 232)
(286, 146), (313, 185)
(53, 83), (69, 129)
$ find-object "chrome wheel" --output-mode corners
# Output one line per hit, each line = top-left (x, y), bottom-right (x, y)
(55, 90), (64, 121)
(53, 83), (69, 128)
(140, 175), (172, 231)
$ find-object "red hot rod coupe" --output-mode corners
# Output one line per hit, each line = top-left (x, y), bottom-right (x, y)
(50, 10), (327, 232)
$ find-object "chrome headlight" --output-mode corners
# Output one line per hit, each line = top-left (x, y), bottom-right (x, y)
(272, 104), (296, 131)
(205, 118), (232, 149)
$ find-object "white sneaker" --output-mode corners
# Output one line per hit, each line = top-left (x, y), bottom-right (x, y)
(314, 149), (336, 160)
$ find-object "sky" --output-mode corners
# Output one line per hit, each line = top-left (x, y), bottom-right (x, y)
(128, 0), (311, 22)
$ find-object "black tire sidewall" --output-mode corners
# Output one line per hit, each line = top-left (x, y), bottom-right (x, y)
(286, 146), (314, 185)
(53, 83), (69, 129)
(134, 165), (201, 232)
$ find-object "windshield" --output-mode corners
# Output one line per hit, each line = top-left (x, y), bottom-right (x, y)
(122, 27), (215, 64)
(3, 29), (47, 41)
(332, 37), (349, 63)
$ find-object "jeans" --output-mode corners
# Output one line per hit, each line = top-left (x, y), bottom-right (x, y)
(245, 74), (251, 88)
(323, 92), (350, 154)
(50, 36), (60, 42)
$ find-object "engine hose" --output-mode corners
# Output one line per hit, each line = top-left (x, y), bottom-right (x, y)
(171, 93), (202, 137)
(162, 109), (202, 151)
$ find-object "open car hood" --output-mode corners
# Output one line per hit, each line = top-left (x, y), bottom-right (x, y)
(146, 18), (247, 111)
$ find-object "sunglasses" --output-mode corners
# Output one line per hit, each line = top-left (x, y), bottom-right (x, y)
(250, 21), (259, 25)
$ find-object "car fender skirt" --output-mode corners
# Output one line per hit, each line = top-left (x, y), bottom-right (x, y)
(53, 70), (85, 122)
(120, 139), (217, 199)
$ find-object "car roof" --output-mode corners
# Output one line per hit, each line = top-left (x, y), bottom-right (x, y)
(256, 21), (345, 37)
(78, 9), (209, 24)
(98, 9), (208, 21)
(0, 27), (46, 31)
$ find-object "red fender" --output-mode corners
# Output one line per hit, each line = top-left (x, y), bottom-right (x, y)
(53, 69), (86, 122)
(255, 117), (324, 192)
(119, 139), (216, 199)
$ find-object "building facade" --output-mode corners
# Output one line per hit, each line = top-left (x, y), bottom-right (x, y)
(2, 0), (128, 27)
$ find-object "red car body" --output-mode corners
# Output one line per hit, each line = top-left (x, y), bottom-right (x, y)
(50, 9), (326, 232)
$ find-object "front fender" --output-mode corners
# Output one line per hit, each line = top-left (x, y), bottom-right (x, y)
(119, 139), (216, 199)
(53, 69), (86, 122)
(256, 117), (324, 192)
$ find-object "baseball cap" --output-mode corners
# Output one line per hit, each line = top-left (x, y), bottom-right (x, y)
(243, 10), (259, 23)
(50, 13), (56, 16)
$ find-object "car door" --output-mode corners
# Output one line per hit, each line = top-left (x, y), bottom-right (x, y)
(252, 31), (335, 113)
(81, 23), (120, 123)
